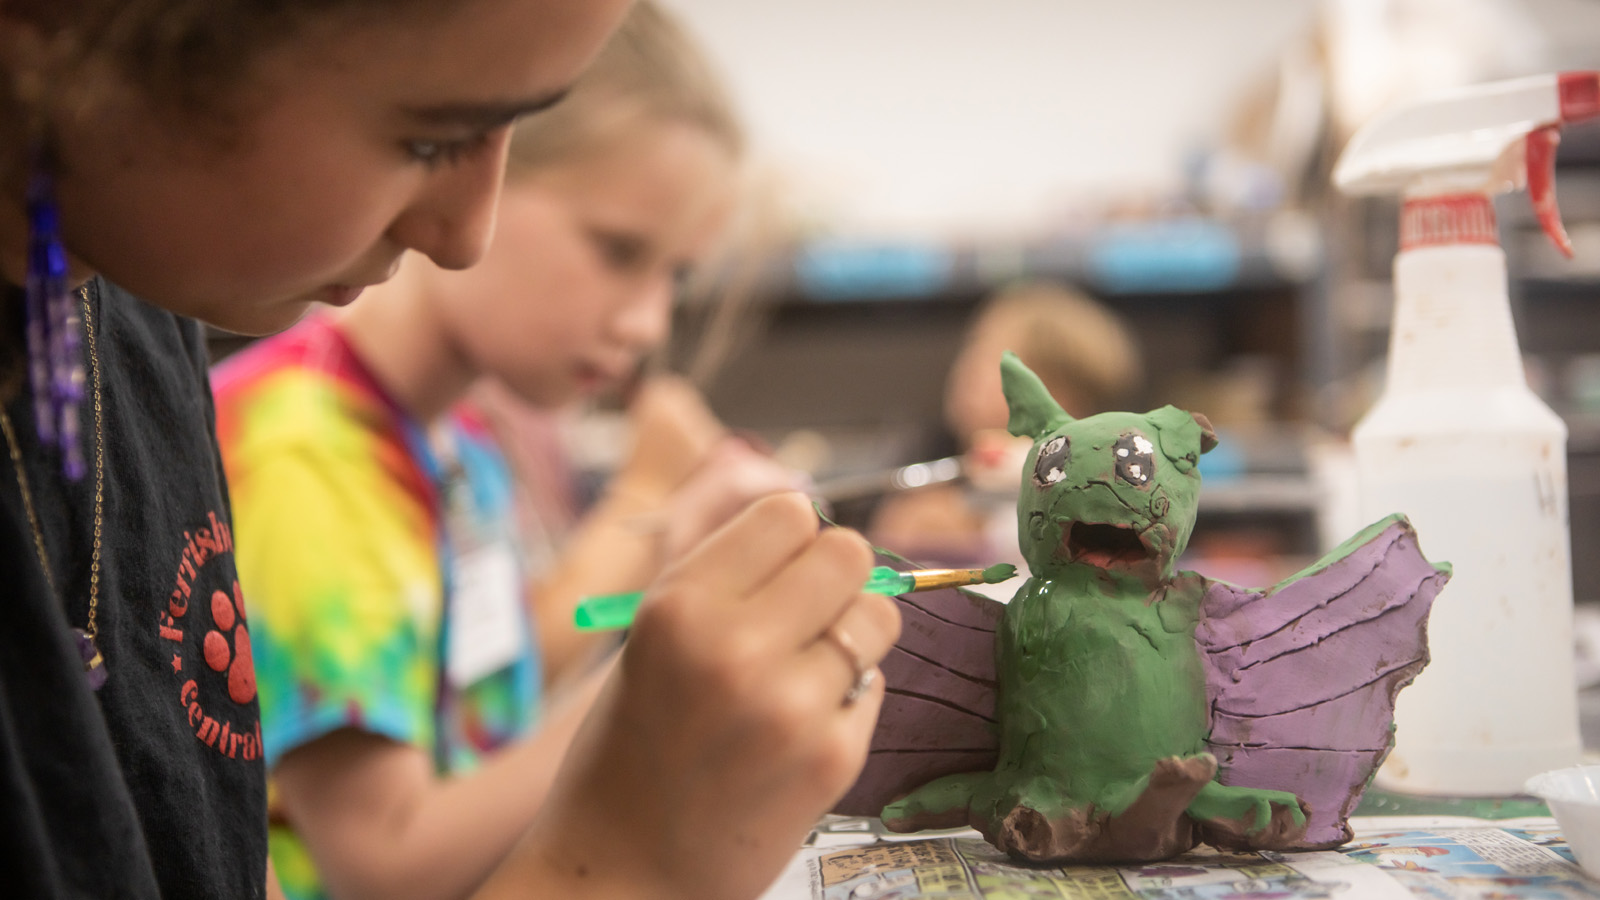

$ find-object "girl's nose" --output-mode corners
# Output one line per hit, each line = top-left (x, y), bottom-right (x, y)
(610, 275), (675, 351)
(385, 132), (512, 271)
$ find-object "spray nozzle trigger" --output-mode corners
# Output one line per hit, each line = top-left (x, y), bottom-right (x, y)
(1527, 125), (1571, 258)
(1532, 73), (1600, 259)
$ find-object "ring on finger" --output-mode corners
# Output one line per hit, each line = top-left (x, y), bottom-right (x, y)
(821, 625), (878, 708)
(843, 667), (877, 706)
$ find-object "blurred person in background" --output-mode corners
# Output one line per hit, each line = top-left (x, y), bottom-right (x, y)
(870, 280), (1140, 573)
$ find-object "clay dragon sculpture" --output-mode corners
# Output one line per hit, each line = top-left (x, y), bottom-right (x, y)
(837, 353), (1449, 865)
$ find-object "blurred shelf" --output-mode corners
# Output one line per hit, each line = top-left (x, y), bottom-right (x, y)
(1198, 474), (1320, 515)
(738, 215), (1324, 306)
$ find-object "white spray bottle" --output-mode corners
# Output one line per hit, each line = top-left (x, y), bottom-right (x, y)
(1334, 72), (1600, 795)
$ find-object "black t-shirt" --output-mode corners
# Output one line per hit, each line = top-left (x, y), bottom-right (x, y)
(0, 278), (267, 898)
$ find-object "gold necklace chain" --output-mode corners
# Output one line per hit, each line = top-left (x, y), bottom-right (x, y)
(1, 284), (103, 643)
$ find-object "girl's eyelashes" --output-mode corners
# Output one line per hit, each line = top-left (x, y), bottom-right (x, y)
(404, 131), (494, 169)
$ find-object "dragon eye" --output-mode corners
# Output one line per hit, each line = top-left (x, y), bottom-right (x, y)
(1033, 435), (1069, 487)
(1113, 432), (1156, 487)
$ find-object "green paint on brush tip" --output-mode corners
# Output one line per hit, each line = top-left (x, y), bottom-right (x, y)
(982, 563), (1017, 583)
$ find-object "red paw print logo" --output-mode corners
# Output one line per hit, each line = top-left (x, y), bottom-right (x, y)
(203, 581), (256, 705)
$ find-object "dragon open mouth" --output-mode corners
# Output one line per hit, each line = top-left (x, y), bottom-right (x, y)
(1058, 521), (1151, 569)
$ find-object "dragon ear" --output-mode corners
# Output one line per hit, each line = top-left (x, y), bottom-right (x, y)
(1192, 412), (1219, 454)
(1152, 405), (1219, 473)
(1001, 351), (1072, 439)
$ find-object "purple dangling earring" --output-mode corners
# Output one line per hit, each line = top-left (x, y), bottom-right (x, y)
(24, 148), (86, 480)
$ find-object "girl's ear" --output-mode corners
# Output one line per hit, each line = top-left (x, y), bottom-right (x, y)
(1001, 351), (1072, 439)
(0, 14), (79, 147)
(0, 14), (54, 97)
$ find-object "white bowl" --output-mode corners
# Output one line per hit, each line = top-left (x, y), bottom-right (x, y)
(1525, 764), (1600, 876)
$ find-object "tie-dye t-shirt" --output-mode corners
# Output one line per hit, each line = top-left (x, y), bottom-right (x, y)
(212, 316), (540, 900)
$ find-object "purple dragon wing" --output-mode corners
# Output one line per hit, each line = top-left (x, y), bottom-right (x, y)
(1196, 514), (1449, 848)
(832, 577), (1004, 816)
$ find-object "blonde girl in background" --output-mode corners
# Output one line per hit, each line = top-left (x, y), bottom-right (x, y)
(459, 4), (788, 688)
(0, 2), (898, 899)
(213, 4), (826, 899)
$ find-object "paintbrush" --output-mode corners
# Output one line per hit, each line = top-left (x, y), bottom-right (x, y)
(574, 563), (1018, 632)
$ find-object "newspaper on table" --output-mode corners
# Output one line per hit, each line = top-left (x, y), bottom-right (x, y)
(759, 815), (1598, 900)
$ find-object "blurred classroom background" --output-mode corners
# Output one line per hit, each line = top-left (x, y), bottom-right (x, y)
(203, 1), (1600, 657)
(605, 0), (1600, 610)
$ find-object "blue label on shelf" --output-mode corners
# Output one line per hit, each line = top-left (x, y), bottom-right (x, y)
(1087, 219), (1242, 294)
(794, 240), (954, 300)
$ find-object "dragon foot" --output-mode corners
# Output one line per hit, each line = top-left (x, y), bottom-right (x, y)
(881, 772), (987, 833)
(1188, 780), (1309, 851)
(985, 755), (1216, 865)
